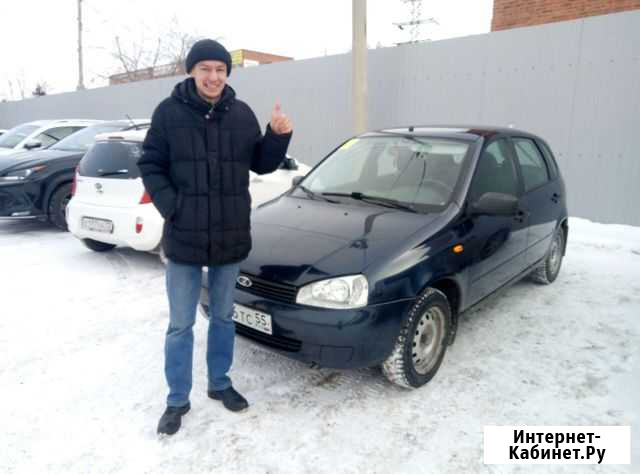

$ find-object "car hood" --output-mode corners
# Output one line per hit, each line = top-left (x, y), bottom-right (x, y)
(0, 147), (25, 157)
(242, 195), (441, 287)
(0, 149), (83, 173)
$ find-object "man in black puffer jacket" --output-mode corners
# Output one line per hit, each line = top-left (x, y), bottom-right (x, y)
(138, 39), (292, 436)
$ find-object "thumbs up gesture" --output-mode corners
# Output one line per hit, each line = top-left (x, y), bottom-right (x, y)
(270, 102), (293, 135)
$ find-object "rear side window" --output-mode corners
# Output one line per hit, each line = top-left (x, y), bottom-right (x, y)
(537, 140), (559, 179)
(469, 139), (519, 200)
(79, 141), (142, 179)
(513, 138), (550, 192)
(34, 126), (84, 147)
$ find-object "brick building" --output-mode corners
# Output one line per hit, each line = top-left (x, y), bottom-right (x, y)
(492, 0), (640, 31)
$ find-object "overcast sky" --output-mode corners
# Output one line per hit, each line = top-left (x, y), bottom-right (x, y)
(0, 0), (493, 101)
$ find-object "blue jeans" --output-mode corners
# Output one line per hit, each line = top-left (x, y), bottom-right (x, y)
(164, 258), (240, 407)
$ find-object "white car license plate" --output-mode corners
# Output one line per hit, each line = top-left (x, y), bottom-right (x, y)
(81, 217), (114, 234)
(233, 304), (272, 335)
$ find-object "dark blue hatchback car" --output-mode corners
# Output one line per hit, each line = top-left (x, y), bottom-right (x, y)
(200, 126), (568, 389)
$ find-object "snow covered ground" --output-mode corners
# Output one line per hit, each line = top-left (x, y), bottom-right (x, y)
(1, 217), (638, 474)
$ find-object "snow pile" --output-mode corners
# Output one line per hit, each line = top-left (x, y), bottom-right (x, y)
(1, 216), (638, 473)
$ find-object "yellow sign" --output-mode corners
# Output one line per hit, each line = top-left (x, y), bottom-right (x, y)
(231, 50), (244, 66)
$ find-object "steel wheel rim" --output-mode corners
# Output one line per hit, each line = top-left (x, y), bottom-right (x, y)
(548, 232), (563, 275)
(412, 306), (445, 375)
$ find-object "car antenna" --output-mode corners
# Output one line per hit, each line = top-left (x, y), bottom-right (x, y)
(125, 114), (136, 128)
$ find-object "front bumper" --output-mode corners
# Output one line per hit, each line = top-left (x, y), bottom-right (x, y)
(0, 181), (46, 219)
(200, 284), (414, 369)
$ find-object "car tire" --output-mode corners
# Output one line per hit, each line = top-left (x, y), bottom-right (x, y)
(47, 183), (72, 231)
(529, 227), (565, 285)
(81, 238), (116, 252)
(382, 287), (451, 389)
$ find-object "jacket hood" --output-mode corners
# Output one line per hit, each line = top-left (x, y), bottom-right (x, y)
(171, 77), (236, 115)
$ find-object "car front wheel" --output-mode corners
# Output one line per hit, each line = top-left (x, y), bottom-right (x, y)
(382, 287), (451, 389)
(48, 184), (72, 231)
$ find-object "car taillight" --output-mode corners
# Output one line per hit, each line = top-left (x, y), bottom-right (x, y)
(139, 190), (152, 204)
(71, 166), (79, 196)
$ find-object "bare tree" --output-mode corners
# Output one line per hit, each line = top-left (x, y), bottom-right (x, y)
(110, 17), (203, 82)
(8, 71), (28, 100)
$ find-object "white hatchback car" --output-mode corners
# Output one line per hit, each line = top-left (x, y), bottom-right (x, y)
(67, 129), (310, 260)
(0, 119), (102, 156)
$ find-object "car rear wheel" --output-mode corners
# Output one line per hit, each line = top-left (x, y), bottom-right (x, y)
(81, 238), (116, 252)
(382, 287), (451, 389)
(48, 183), (72, 231)
(529, 227), (565, 285)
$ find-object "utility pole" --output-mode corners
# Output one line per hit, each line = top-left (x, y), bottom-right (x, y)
(352, 0), (367, 134)
(77, 0), (85, 90)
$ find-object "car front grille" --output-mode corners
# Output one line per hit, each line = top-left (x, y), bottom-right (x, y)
(236, 273), (298, 304)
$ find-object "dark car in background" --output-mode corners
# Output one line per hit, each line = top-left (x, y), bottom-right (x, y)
(200, 126), (568, 389)
(0, 119), (149, 230)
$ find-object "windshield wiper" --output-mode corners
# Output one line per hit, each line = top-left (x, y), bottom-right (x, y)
(321, 192), (417, 212)
(298, 185), (339, 203)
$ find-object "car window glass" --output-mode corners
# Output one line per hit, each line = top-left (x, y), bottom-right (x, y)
(32, 132), (59, 148)
(39, 126), (84, 142)
(51, 124), (125, 151)
(78, 141), (142, 179)
(0, 124), (39, 148)
(302, 136), (470, 212)
(538, 140), (559, 178)
(305, 139), (371, 191)
(469, 139), (518, 200)
(513, 138), (550, 192)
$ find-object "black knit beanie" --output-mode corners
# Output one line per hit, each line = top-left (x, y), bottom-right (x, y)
(185, 39), (232, 76)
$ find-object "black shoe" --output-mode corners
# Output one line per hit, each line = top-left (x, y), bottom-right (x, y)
(157, 403), (190, 435)
(208, 386), (249, 412)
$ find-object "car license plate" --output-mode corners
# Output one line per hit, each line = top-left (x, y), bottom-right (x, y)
(81, 217), (114, 234)
(233, 304), (272, 335)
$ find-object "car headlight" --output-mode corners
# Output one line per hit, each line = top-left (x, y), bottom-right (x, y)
(296, 274), (369, 309)
(0, 165), (46, 182)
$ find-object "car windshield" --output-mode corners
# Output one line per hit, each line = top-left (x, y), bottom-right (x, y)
(298, 135), (471, 213)
(0, 124), (39, 148)
(51, 124), (126, 151)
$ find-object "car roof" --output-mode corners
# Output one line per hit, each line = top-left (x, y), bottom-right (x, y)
(89, 119), (150, 128)
(367, 125), (541, 141)
(94, 129), (148, 142)
(37, 119), (103, 127)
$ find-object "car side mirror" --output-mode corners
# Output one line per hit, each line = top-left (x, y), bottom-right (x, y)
(292, 175), (304, 187)
(471, 192), (518, 216)
(23, 140), (42, 150)
(280, 156), (299, 170)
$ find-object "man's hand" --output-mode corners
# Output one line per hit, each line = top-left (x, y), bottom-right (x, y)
(270, 102), (293, 135)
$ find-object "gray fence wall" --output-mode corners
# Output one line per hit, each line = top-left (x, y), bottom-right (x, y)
(1, 10), (638, 225)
